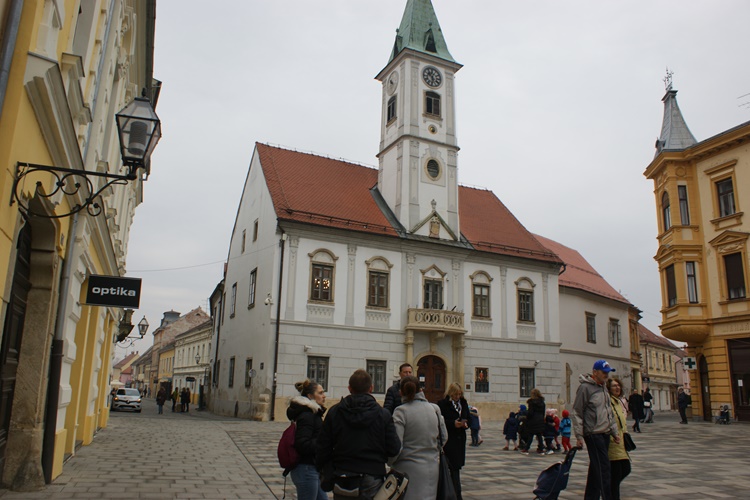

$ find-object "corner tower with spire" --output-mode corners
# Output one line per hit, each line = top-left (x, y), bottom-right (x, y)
(375, 0), (463, 240)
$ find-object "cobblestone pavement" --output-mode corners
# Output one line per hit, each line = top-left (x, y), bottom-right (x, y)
(1, 401), (748, 499)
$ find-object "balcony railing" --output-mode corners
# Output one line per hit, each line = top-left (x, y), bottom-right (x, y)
(406, 308), (466, 334)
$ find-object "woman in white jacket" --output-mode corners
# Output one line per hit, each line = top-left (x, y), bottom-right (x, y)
(390, 375), (448, 500)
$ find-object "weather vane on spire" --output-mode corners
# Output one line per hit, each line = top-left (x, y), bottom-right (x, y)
(663, 67), (674, 91)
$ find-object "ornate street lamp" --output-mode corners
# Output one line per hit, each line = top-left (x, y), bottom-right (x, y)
(11, 92), (162, 218)
(116, 311), (148, 345)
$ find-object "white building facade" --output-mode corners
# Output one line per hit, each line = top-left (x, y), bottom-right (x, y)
(209, 0), (571, 421)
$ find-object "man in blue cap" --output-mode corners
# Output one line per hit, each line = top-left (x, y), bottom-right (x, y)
(572, 359), (621, 500)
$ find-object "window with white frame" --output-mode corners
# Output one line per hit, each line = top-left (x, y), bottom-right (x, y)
(470, 271), (492, 319)
(717, 178), (736, 217)
(686, 262), (698, 303)
(230, 283), (237, 317)
(248, 268), (257, 308)
(307, 356), (329, 390)
(724, 253), (746, 300)
(586, 313), (596, 343)
(520, 368), (535, 398)
(309, 249), (337, 303)
(367, 360), (387, 394)
(608, 319), (621, 347)
(665, 264), (677, 307)
(366, 257), (392, 309)
(228, 357), (235, 388)
(678, 185), (690, 225)
(516, 278), (535, 322)
(662, 191), (671, 231)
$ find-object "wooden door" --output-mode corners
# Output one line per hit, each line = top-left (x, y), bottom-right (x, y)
(0, 224), (32, 477)
(418, 355), (446, 403)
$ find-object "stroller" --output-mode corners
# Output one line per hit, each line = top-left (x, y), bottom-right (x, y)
(715, 405), (731, 424)
(533, 448), (577, 500)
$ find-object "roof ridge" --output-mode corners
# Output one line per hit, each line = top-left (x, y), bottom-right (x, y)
(261, 142), (377, 170)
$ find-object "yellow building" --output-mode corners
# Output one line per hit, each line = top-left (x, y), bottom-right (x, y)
(0, 0), (159, 489)
(644, 83), (750, 422)
(158, 343), (176, 395)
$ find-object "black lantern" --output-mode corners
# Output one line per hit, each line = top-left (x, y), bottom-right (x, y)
(138, 316), (149, 337)
(116, 96), (162, 176)
(12, 92), (161, 218)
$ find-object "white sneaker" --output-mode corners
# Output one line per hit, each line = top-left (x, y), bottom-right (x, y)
(546, 450), (555, 455)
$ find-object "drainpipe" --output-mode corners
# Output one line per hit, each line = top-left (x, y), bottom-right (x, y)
(269, 231), (286, 421)
(41, 0), (117, 482)
(0, 0), (23, 119)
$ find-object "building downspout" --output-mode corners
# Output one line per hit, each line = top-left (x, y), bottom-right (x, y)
(0, 0), (24, 120)
(269, 231), (286, 421)
(41, 0), (117, 482)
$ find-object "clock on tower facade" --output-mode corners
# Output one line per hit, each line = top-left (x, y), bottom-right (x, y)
(375, 0), (463, 240)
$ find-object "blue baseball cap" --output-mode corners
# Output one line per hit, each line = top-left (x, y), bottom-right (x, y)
(593, 360), (615, 373)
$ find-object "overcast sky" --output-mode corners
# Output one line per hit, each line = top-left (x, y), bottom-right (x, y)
(120, 0), (750, 359)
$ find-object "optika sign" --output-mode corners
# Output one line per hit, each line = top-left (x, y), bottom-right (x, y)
(85, 275), (142, 308)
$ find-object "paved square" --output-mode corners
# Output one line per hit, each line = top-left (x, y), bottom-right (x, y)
(1, 402), (748, 499)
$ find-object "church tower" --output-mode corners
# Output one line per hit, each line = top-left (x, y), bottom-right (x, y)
(375, 0), (462, 240)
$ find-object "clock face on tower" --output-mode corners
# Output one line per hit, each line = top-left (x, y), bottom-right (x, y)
(422, 66), (442, 87)
(386, 71), (399, 95)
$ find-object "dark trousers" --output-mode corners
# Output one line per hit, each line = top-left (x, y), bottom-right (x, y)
(632, 414), (641, 432)
(470, 428), (479, 445)
(610, 459), (631, 500)
(583, 433), (612, 500)
(449, 466), (463, 500)
(679, 406), (688, 423)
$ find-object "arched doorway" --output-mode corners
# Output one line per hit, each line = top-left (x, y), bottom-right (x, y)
(0, 223), (32, 478)
(417, 355), (446, 403)
(699, 355), (712, 421)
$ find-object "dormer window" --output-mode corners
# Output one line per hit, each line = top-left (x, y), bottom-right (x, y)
(425, 30), (437, 53)
(425, 91), (441, 117)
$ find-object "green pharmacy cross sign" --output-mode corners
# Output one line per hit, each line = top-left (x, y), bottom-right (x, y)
(684, 357), (697, 370)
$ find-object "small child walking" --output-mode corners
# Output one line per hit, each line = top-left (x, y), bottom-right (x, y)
(543, 414), (557, 454)
(503, 411), (519, 450)
(559, 409), (573, 453)
(468, 406), (483, 446)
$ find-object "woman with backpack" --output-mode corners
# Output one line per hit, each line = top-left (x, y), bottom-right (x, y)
(286, 379), (327, 500)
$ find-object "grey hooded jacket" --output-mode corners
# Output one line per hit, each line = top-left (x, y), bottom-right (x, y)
(572, 374), (619, 440)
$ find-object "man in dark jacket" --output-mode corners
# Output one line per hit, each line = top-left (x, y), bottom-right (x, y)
(317, 369), (401, 499)
(628, 389), (644, 432)
(383, 363), (412, 414)
(677, 387), (691, 424)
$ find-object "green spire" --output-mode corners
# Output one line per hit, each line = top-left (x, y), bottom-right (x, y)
(389, 0), (455, 64)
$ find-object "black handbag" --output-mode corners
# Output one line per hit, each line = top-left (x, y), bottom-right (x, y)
(436, 410), (458, 500)
(612, 397), (636, 452)
(622, 432), (636, 452)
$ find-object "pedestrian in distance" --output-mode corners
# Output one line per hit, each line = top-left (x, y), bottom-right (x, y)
(185, 387), (191, 412)
(468, 405), (482, 446)
(677, 387), (691, 424)
(643, 388), (654, 423)
(516, 404), (528, 451)
(627, 389), (644, 433)
(573, 359), (620, 500)
(607, 376), (632, 500)
(171, 387), (179, 412)
(389, 375), (448, 500)
(156, 387), (167, 414)
(287, 379), (328, 500)
(316, 369), (401, 500)
(520, 388), (546, 455)
(549, 408), (562, 451)
(383, 363), (412, 415)
(180, 388), (188, 412)
(502, 411), (519, 450)
(437, 382), (470, 500)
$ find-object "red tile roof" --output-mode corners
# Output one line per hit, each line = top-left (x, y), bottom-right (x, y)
(534, 234), (629, 305)
(256, 143), (561, 265)
(638, 323), (678, 349)
(114, 351), (139, 369)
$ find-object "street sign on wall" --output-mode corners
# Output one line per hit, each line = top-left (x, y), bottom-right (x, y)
(84, 275), (142, 308)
